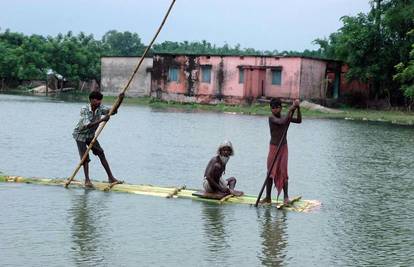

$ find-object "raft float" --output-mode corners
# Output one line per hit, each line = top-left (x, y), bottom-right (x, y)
(0, 176), (320, 212)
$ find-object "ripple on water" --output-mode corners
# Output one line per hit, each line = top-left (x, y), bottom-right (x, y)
(1, 94), (414, 266)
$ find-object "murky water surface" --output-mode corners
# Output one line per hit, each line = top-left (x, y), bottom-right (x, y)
(1, 93), (413, 266)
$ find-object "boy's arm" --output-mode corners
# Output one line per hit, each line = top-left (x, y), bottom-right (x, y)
(291, 99), (302, 123)
(291, 107), (302, 123)
(78, 107), (107, 130)
(269, 105), (296, 125)
(112, 92), (125, 115)
(86, 115), (109, 128)
(100, 93), (125, 116)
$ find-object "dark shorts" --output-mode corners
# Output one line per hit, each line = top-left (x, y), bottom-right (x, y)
(76, 139), (104, 162)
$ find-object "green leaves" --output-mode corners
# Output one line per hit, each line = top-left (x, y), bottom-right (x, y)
(102, 30), (145, 56)
(0, 42), (19, 80)
(46, 31), (103, 82)
(394, 43), (414, 100)
(314, 0), (414, 106)
(0, 29), (104, 85)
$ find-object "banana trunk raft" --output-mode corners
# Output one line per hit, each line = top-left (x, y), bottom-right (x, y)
(0, 176), (321, 212)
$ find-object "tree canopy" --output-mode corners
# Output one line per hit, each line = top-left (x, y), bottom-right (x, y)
(0, 29), (307, 89)
(314, 0), (414, 106)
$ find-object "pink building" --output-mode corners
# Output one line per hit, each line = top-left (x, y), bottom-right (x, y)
(151, 53), (345, 104)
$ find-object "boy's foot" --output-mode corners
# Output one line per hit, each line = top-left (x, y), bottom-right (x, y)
(230, 189), (244, 197)
(284, 198), (291, 204)
(84, 181), (94, 188)
(259, 198), (272, 204)
(108, 178), (124, 185)
(104, 179), (124, 192)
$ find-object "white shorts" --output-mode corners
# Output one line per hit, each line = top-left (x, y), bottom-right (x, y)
(203, 177), (228, 193)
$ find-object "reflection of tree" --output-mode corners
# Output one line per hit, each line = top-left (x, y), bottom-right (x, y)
(68, 190), (107, 266)
(201, 203), (230, 263)
(257, 208), (288, 267)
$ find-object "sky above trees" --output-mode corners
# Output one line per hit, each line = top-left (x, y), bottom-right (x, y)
(1, 0), (370, 51)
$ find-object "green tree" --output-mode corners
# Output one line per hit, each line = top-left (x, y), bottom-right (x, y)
(102, 30), (145, 56)
(314, 0), (414, 106)
(0, 43), (20, 89)
(153, 40), (271, 56)
(394, 30), (414, 109)
(46, 31), (103, 85)
(17, 34), (48, 80)
(0, 29), (25, 87)
(0, 29), (25, 46)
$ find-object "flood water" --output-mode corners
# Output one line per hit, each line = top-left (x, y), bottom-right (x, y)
(1, 93), (413, 266)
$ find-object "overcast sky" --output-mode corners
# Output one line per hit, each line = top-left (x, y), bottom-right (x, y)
(1, 0), (371, 51)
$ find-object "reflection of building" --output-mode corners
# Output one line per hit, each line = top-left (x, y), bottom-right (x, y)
(101, 53), (367, 104)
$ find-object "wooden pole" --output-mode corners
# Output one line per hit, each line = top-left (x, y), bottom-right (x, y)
(65, 0), (177, 188)
(254, 109), (294, 207)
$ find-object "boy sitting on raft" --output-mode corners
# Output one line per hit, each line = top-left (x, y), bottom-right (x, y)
(202, 141), (243, 196)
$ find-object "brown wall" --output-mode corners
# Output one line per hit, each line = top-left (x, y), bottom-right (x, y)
(299, 58), (327, 99)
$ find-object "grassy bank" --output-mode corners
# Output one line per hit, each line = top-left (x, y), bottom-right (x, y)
(117, 97), (414, 126)
(2, 90), (413, 125)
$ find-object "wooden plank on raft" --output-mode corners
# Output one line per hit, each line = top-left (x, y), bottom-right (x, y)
(276, 196), (302, 209)
(0, 176), (320, 212)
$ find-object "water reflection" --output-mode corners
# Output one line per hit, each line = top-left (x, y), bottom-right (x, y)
(326, 122), (414, 265)
(2, 93), (414, 266)
(257, 208), (288, 267)
(68, 190), (109, 266)
(201, 203), (230, 264)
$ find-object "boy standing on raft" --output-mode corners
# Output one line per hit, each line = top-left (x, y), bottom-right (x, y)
(72, 91), (124, 188)
(261, 98), (301, 204)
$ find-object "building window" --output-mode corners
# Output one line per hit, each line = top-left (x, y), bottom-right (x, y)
(168, 67), (179, 82)
(201, 65), (211, 83)
(239, 69), (244, 84)
(271, 69), (282, 85)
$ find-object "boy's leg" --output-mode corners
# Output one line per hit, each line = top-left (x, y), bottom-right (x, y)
(263, 144), (277, 203)
(226, 177), (236, 189)
(90, 140), (118, 183)
(259, 177), (273, 203)
(283, 181), (289, 204)
(98, 153), (118, 183)
(83, 161), (93, 186)
(76, 140), (93, 187)
(226, 177), (243, 196)
(265, 177), (273, 200)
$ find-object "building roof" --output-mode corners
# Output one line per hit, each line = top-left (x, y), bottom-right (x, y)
(100, 52), (340, 63)
(101, 55), (153, 58)
(152, 51), (340, 62)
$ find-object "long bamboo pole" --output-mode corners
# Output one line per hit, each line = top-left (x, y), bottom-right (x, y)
(254, 109), (295, 207)
(65, 0), (177, 188)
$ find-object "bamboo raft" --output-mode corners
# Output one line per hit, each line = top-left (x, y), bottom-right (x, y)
(0, 176), (321, 212)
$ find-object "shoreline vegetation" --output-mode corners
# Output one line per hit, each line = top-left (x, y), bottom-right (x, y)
(124, 97), (414, 126)
(2, 90), (413, 126)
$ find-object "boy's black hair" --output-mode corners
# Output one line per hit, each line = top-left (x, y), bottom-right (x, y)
(89, 91), (103, 100)
(269, 98), (282, 108)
